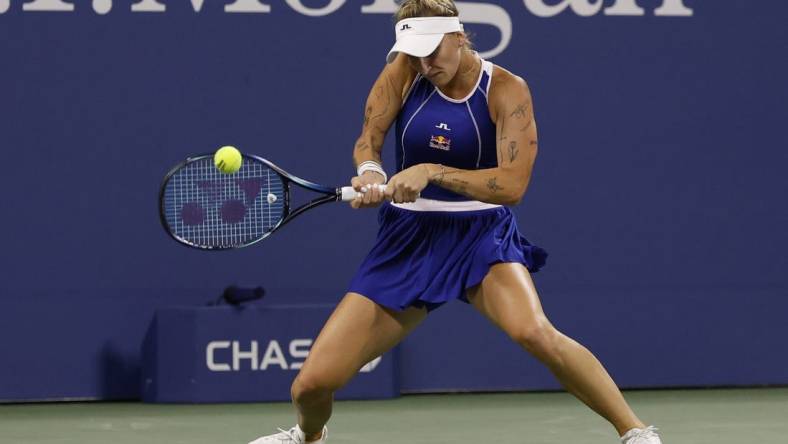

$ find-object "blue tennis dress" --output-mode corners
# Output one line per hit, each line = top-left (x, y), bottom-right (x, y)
(348, 59), (547, 311)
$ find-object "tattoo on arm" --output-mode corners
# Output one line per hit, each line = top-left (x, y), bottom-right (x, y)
(487, 177), (504, 193)
(432, 166), (467, 187)
(431, 170), (505, 196)
(450, 177), (469, 195)
(364, 75), (396, 130)
(433, 165), (446, 187)
(497, 119), (507, 164)
(510, 102), (530, 119)
(508, 141), (519, 163)
(363, 106), (372, 127)
(369, 86), (389, 124)
(520, 119), (533, 132)
(355, 140), (371, 152)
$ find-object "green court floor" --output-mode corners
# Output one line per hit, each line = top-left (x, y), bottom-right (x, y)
(1, 388), (786, 444)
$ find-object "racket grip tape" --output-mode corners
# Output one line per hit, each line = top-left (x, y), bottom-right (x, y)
(340, 185), (388, 202)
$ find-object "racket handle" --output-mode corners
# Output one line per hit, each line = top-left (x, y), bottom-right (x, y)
(340, 185), (388, 202)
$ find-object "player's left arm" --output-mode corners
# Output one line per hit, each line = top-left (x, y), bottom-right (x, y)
(386, 70), (538, 205)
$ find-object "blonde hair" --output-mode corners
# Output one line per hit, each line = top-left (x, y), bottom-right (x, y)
(395, 0), (473, 49)
(395, 0), (459, 21)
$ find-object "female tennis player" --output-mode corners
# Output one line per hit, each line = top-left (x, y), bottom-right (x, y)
(250, 1), (662, 443)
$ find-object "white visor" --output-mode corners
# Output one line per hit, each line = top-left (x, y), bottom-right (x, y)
(386, 17), (464, 63)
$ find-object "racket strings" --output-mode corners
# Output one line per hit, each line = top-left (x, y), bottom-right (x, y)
(163, 157), (286, 248)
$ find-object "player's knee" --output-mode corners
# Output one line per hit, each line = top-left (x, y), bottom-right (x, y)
(510, 318), (560, 358)
(291, 373), (336, 406)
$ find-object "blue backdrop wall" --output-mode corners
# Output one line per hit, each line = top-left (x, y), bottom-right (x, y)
(1, 0), (787, 401)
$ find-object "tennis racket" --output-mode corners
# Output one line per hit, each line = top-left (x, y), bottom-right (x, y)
(159, 154), (386, 250)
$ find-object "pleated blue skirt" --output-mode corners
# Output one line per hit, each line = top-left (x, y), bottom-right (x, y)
(348, 202), (548, 312)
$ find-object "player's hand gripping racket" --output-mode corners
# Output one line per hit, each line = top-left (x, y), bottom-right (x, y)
(159, 154), (386, 250)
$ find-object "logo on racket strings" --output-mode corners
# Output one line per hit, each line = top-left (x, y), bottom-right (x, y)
(179, 178), (274, 226)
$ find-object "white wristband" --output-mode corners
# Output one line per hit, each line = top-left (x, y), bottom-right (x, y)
(357, 161), (387, 183)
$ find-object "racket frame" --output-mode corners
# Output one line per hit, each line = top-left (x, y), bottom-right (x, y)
(159, 154), (344, 250)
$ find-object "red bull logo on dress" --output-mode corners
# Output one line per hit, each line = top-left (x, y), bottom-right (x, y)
(430, 135), (452, 151)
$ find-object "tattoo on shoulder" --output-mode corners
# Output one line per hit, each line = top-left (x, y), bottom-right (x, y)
(487, 177), (504, 193)
(520, 119), (533, 132)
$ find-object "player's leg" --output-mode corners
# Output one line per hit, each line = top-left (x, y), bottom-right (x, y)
(467, 263), (647, 437)
(291, 292), (427, 441)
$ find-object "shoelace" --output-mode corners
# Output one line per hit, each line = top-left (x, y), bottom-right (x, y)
(625, 426), (659, 443)
(276, 427), (303, 444)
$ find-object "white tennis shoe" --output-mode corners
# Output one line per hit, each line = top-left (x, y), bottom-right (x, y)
(248, 424), (327, 444)
(620, 425), (662, 444)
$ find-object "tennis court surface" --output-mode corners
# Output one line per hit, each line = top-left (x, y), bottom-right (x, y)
(2, 388), (786, 444)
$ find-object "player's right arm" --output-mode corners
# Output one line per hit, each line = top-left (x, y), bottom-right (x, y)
(351, 54), (416, 209)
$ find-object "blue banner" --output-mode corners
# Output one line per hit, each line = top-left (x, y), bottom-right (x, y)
(141, 306), (398, 402)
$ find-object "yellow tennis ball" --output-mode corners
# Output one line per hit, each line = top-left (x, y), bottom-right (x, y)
(214, 146), (243, 174)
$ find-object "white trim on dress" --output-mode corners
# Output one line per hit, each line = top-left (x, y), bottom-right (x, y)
(434, 57), (486, 104)
(391, 198), (501, 212)
(465, 101), (482, 168)
(483, 60), (494, 97)
(403, 74), (422, 102)
(400, 89), (437, 170)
